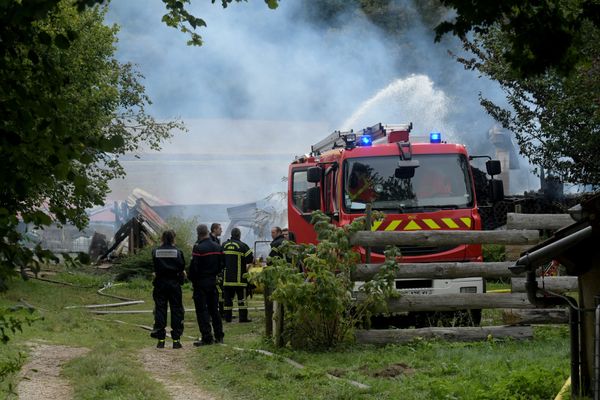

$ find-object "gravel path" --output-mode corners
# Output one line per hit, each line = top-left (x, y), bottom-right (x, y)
(139, 346), (216, 400)
(17, 343), (89, 400)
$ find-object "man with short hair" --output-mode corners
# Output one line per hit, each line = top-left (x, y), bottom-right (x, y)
(151, 229), (185, 349)
(222, 227), (254, 323)
(209, 222), (225, 315)
(188, 224), (225, 346)
(269, 226), (285, 259)
(210, 223), (222, 244)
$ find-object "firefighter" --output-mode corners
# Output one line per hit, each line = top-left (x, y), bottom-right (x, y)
(282, 227), (296, 242)
(150, 229), (185, 349)
(348, 163), (377, 203)
(222, 228), (254, 323)
(209, 222), (226, 317)
(269, 226), (285, 259)
(189, 224), (225, 346)
(209, 223), (222, 244)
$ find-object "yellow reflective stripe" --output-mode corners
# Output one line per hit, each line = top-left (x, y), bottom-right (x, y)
(385, 220), (402, 231)
(224, 250), (243, 256)
(442, 218), (459, 228)
(404, 220), (421, 230)
(422, 219), (441, 229)
(244, 249), (253, 257)
(371, 220), (383, 231)
(223, 282), (247, 287)
(460, 217), (472, 228)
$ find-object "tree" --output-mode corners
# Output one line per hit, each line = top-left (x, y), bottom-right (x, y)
(435, 0), (600, 77)
(0, 2), (183, 288)
(454, 23), (600, 186)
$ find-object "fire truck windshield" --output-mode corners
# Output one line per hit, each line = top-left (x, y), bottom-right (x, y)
(343, 154), (474, 212)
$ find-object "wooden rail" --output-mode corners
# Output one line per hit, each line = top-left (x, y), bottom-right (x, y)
(506, 213), (574, 230)
(353, 261), (519, 281)
(350, 230), (539, 247)
(355, 292), (532, 312)
(510, 276), (578, 293)
(355, 325), (534, 344)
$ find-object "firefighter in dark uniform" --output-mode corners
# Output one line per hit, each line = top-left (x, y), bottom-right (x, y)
(222, 228), (254, 323)
(269, 226), (285, 259)
(150, 229), (185, 349)
(189, 224), (225, 346)
(210, 222), (226, 317)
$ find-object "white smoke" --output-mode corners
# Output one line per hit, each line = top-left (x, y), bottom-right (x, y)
(104, 0), (537, 204)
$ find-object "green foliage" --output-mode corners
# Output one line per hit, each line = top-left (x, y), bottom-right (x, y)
(252, 210), (399, 349)
(0, 1), (183, 289)
(113, 247), (154, 282)
(482, 244), (505, 262)
(0, 305), (37, 395)
(0, 305), (38, 344)
(435, 0), (600, 77)
(113, 217), (196, 281)
(63, 349), (170, 399)
(455, 23), (600, 186)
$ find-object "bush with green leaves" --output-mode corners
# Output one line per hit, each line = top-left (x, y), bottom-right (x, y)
(113, 216), (196, 281)
(252, 211), (399, 349)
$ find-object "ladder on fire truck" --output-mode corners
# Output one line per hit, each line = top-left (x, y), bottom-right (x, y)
(310, 122), (413, 155)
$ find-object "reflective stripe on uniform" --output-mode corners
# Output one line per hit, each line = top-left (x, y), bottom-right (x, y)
(155, 249), (178, 258)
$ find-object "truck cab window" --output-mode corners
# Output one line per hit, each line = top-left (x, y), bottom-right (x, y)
(292, 170), (310, 213)
(324, 167), (337, 214)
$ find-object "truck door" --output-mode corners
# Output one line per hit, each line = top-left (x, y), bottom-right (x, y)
(288, 167), (318, 244)
(323, 166), (338, 218)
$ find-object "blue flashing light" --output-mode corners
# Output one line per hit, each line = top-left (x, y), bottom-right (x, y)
(430, 132), (442, 143)
(359, 135), (372, 146)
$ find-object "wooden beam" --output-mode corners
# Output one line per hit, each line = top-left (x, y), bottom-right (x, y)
(506, 213), (574, 230)
(353, 262), (519, 281)
(350, 230), (539, 247)
(367, 293), (533, 313)
(502, 308), (569, 325)
(510, 276), (578, 293)
(355, 325), (533, 344)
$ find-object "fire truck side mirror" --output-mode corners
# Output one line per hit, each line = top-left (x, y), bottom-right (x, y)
(307, 167), (322, 183)
(489, 179), (504, 202)
(305, 186), (321, 211)
(486, 160), (502, 176)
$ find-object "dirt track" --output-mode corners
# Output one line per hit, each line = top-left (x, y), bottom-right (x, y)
(139, 346), (215, 400)
(17, 343), (89, 400)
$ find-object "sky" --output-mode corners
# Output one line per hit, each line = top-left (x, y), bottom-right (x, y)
(104, 0), (538, 205)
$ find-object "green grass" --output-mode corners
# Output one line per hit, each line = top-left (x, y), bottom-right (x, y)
(0, 270), (571, 399)
(63, 349), (169, 400)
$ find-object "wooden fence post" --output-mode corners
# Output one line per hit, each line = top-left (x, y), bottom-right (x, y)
(264, 285), (273, 337)
(273, 301), (284, 347)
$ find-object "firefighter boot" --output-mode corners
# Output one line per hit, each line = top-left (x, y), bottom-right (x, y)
(156, 339), (166, 349)
(172, 339), (182, 349)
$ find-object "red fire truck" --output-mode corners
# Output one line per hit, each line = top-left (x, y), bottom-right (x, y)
(287, 123), (504, 324)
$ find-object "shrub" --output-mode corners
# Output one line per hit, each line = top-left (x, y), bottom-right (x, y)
(252, 211), (399, 349)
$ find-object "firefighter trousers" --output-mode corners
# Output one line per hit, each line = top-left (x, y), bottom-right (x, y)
(152, 279), (184, 340)
(192, 284), (224, 343)
(223, 286), (249, 322)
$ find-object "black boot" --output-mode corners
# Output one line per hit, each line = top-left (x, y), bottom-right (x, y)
(156, 339), (165, 349)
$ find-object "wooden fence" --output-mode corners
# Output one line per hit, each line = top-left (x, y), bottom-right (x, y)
(265, 213), (577, 346)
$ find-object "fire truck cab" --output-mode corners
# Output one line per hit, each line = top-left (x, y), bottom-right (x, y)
(287, 123), (504, 323)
